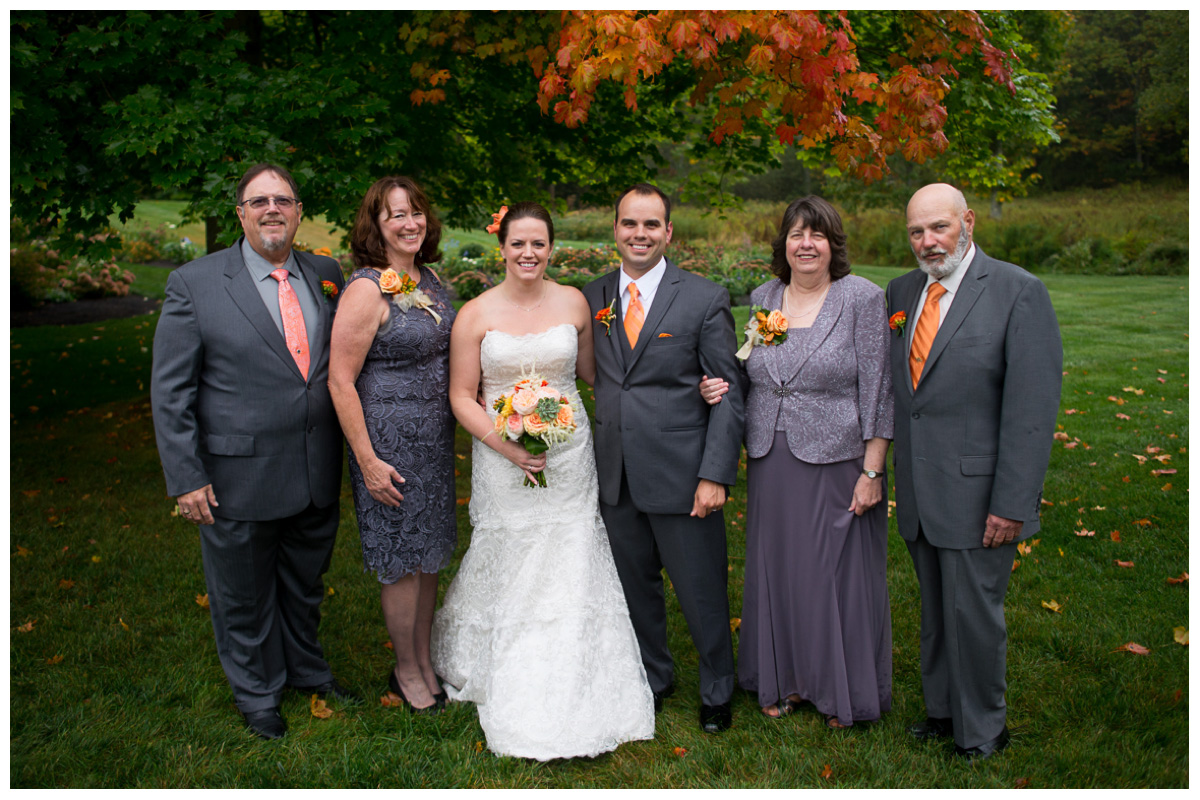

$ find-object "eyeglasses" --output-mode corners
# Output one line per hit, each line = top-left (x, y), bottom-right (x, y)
(239, 196), (298, 210)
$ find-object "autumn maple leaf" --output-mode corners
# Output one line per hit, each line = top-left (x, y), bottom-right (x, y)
(1041, 600), (1063, 613)
(1173, 627), (1188, 646)
(310, 695), (334, 719)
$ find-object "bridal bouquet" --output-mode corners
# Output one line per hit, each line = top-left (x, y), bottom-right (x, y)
(491, 375), (577, 487)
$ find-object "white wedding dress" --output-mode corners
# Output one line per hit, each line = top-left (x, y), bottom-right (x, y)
(431, 323), (655, 761)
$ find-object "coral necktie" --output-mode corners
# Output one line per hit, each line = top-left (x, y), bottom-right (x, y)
(270, 268), (310, 380)
(624, 283), (644, 349)
(909, 282), (947, 389)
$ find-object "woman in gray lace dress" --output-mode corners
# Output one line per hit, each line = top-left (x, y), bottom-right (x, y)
(329, 176), (457, 714)
(736, 196), (894, 728)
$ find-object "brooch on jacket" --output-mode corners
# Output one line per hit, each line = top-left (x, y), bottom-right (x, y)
(888, 310), (907, 337)
(594, 299), (616, 336)
(736, 305), (789, 360)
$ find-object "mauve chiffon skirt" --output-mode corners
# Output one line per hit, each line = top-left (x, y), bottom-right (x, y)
(738, 431), (892, 724)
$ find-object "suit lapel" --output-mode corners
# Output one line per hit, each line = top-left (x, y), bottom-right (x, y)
(781, 278), (844, 385)
(601, 271), (629, 372)
(921, 254), (988, 382)
(892, 270), (925, 398)
(623, 261), (681, 377)
(224, 239), (307, 381)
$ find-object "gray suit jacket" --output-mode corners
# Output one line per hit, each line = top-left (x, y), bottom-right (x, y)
(151, 238), (345, 521)
(583, 260), (745, 514)
(886, 248), (1062, 549)
(742, 275), (893, 462)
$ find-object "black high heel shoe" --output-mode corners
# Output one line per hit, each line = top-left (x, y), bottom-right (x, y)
(387, 670), (440, 715)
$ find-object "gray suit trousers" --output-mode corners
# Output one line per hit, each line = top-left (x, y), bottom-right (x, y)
(906, 530), (1016, 748)
(199, 501), (339, 712)
(601, 473), (735, 706)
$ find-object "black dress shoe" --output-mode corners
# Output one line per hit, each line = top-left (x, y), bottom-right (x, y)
(387, 670), (439, 715)
(243, 707), (286, 740)
(699, 702), (732, 733)
(955, 726), (1010, 764)
(652, 683), (676, 713)
(295, 678), (362, 705)
(908, 716), (953, 740)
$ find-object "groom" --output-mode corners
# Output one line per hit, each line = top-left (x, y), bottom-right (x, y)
(584, 184), (745, 733)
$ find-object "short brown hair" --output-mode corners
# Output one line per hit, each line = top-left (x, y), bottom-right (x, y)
(770, 196), (850, 284)
(614, 183), (671, 224)
(350, 176), (443, 268)
(236, 163), (300, 205)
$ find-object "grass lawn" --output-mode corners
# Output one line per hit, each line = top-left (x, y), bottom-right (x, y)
(8, 267), (1187, 788)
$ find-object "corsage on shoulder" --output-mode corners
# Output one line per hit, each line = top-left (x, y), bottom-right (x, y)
(736, 306), (788, 360)
(379, 268), (441, 324)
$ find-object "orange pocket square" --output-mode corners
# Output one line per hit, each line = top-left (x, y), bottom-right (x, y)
(657, 332), (673, 338)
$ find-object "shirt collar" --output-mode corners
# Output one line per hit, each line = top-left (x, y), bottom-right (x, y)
(619, 256), (667, 296)
(923, 242), (975, 296)
(241, 238), (297, 282)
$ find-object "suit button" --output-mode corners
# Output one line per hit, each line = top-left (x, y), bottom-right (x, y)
(622, 382), (630, 391)
(308, 427), (316, 434)
(911, 412), (920, 419)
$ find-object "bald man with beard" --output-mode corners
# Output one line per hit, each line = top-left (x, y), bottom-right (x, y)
(885, 183), (1062, 763)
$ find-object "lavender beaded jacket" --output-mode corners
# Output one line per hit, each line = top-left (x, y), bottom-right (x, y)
(741, 275), (893, 463)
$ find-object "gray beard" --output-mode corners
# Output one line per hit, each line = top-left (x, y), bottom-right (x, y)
(916, 228), (970, 279)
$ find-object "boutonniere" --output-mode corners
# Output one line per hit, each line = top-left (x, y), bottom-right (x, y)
(379, 268), (442, 325)
(321, 280), (339, 299)
(594, 299), (616, 336)
(736, 305), (789, 360)
(888, 310), (907, 337)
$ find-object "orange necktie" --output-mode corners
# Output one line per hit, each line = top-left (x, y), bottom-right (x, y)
(624, 282), (645, 349)
(271, 268), (310, 380)
(909, 282), (947, 389)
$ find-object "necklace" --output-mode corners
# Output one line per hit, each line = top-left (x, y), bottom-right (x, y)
(782, 281), (831, 320)
(503, 280), (547, 312)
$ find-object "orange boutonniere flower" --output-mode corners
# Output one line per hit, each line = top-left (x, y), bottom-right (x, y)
(594, 299), (616, 336)
(321, 280), (338, 298)
(485, 205), (509, 235)
(889, 310), (907, 337)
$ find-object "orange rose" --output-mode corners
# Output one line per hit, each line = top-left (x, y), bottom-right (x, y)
(523, 412), (549, 436)
(555, 403), (575, 430)
(765, 309), (788, 334)
(378, 268), (402, 294)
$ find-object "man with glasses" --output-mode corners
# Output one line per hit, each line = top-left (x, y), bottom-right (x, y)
(152, 163), (352, 739)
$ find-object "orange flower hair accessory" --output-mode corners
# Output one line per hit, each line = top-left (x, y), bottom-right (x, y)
(485, 205), (509, 235)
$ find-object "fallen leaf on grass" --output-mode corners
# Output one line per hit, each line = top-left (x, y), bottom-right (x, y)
(327, 586), (335, 596)
(58, 579), (75, 589)
(456, 497), (470, 505)
(196, 594), (210, 609)
(1011, 559), (1020, 572)
(1074, 529), (1095, 537)
(1173, 627), (1188, 646)
(1130, 454), (1147, 464)
(1053, 432), (1069, 441)
(1064, 408), (1078, 415)
(21, 490), (40, 498)
(821, 765), (833, 781)
(1040, 498), (1054, 506)
(46, 654), (64, 665)
(14, 545), (32, 558)
(14, 620), (37, 632)
(1110, 531), (1122, 542)
(1015, 777), (1032, 789)
(1122, 386), (1145, 395)
(310, 695), (334, 719)
(729, 617), (741, 633)
(1160, 483), (1173, 491)
(475, 741), (485, 753)
(1116, 413), (1131, 420)
(383, 641), (394, 650)
(672, 746), (689, 757)
(91, 556), (101, 563)
(1166, 572), (1189, 585)
(1151, 469), (1177, 476)
(1113, 642), (1150, 655)
(381, 692), (405, 708)
(1145, 445), (1163, 454)
(119, 618), (130, 630)
(1063, 442), (1078, 449)
(1114, 560), (1134, 568)
(1041, 600), (1062, 613)
(1132, 518), (1152, 527)
(1017, 541), (1032, 556)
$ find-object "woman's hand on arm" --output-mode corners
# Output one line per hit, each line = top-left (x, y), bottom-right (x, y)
(328, 278), (405, 506)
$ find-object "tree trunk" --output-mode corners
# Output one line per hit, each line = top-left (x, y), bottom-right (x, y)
(989, 189), (1003, 221)
(206, 217), (225, 255)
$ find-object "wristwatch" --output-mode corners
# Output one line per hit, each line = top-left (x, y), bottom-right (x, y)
(862, 469), (882, 479)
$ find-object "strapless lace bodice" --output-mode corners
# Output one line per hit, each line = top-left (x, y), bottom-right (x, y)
(480, 322), (580, 407)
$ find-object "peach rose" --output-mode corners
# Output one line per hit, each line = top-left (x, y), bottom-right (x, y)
(536, 386), (561, 402)
(504, 413), (525, 440)
(555, 403), (575, 430)
(765, 309), (788, 333)
(511, 388), (540, 416)
(523, 412), (549, 436)
(378, 268), (402, 294)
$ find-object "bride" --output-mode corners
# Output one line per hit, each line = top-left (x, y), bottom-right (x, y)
(430, 202), (655, 760)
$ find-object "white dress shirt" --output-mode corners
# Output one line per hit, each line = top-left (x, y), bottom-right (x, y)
(619, 257), (667, 317)
(907, 243), (976, 355)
